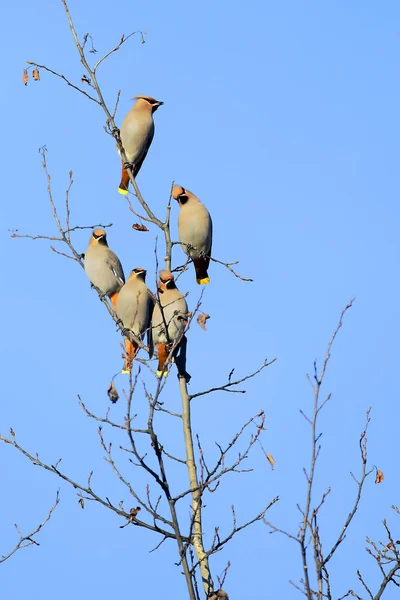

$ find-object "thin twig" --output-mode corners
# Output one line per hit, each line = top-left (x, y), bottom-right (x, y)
(189, 359), (276, 401)
(0, 491), (60, 563)
(26, 61), (99, 103)
(93, 31), (146, 72)
(209, 256), (253, 282)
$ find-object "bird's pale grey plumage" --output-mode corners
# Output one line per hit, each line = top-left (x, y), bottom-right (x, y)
(176, 188), (212, 261)
(116, 269), (153, 344)
(84, 229), (125, 297)
(151, 272), (188, 348)
(172, 185), (213, 284)
(117, 96), (163, 192)
(119, 111), (154, 177)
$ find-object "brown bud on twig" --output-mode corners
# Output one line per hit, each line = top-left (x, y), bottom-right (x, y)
(129, 507), (141, 519)
(23, 69), (29, 86)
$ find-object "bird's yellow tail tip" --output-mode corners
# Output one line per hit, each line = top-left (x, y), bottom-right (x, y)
(122, 368), (131, 375)
(156, 370), (169, 378)
(197, 277), (210, 285)
(118, 187), (129, 196)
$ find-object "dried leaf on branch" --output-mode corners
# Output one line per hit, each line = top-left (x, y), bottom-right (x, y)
(107, 381), (119, 403)
(197, 313), (210, 331)
(130, 507), (141, 518)
(132, 223), (149, 232)
(375, 469), (384, 484)
(32, 68), (40, 81)
(266, 454), (275, 470)
(23, 69), (29, 86)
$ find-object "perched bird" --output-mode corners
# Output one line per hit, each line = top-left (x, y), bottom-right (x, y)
(151, 271), (188, 376)
(118, 95), (163, 194)
(172, 185), (212, 285)
(84, 229), (125, 310)
(116, 268), (153, 374)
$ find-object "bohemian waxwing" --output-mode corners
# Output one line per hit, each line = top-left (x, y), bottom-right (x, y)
(151, 270), (188, 376)
(172, 185), (212, 285)
(84, 229), (125, 310)
(117, 95), (163, 195)
(116, 268), (154, 374)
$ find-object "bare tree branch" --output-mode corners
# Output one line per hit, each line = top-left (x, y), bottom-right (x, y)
(1, 491), (60, 563)
(93, 31), (146, 72)
(189, 359), (276, 401)
(0, 431), (179, 542)
(26, 61), (99, 102)
(264, 300), (382, 600)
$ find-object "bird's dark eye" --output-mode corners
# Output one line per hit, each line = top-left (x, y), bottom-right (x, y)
(179, 194), (188, 204)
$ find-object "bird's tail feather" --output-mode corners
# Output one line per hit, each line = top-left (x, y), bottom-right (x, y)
(156, 344), (169, 377)
(194, 258), (210, 285)
(118, 163), (130, 195)
(122, 339), (138, 374)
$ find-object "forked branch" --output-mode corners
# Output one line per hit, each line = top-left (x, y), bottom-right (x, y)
(0, 491), (60, 564)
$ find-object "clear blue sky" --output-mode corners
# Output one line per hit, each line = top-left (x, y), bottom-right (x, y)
(1, 1), (399, 598)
